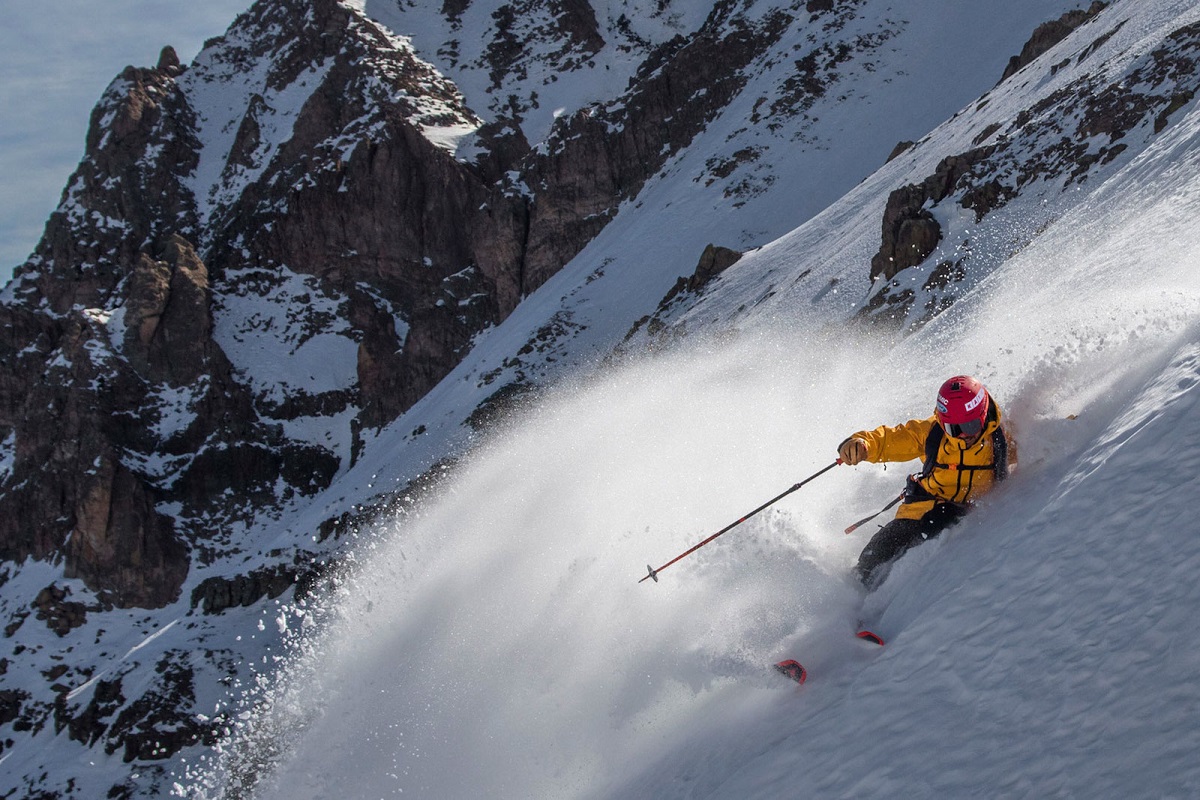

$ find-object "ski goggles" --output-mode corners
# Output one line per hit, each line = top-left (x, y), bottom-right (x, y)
(944, 419), (983, 439)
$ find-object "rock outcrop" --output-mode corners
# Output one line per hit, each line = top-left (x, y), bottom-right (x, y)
(999, 2), (1109, 83)
(869, 147), (997, 284)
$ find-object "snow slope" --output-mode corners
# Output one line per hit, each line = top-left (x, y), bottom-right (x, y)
(193, 221), (1200, 798)
(182, 3), (1200, 797)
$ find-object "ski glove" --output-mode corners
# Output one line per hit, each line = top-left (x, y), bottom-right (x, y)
(838, 437), (868, 466)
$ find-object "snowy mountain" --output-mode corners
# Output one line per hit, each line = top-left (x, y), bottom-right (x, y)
(2, 0), (1200, 797)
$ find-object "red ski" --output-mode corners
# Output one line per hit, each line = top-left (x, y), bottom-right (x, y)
(774, 659), (807, 684)
(856, 629), (885, 645)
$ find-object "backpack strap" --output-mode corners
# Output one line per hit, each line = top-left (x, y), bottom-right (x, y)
(922, 405), (1010, 482)
(991, 425), (1009, 482)
(921, 423), (944, 480)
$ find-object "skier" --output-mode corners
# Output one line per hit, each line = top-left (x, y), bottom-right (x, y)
(837, 375), (1016, 588)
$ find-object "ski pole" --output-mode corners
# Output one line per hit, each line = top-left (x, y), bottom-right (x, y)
(640, 460), (842, 584)
(843, 491), (904, 534)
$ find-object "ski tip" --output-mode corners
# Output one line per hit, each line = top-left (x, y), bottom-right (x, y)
(856, 630), (885, 646)
(774, 659), (807, 685)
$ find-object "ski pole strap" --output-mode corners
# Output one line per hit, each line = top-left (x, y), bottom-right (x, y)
(844, 491), (904, 535)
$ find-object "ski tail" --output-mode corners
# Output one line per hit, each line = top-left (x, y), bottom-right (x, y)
(856, 630), (885, 646)
(774, 659), (807, 684)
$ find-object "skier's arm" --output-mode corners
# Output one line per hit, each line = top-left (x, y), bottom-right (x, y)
(842, 417), (934, 465)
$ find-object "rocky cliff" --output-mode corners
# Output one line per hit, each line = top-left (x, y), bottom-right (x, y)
(0, 0), (881, 609)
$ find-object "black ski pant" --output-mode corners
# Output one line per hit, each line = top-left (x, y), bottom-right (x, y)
(854, 502), (967, 589)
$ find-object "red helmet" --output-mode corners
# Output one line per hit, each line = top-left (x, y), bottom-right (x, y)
(935, 375), (990, 439)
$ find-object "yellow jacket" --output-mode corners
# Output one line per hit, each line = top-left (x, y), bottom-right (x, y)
(852, 404), (1016, 520)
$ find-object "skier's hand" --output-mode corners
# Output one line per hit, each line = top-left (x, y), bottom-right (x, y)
(838, 437), (868, 466)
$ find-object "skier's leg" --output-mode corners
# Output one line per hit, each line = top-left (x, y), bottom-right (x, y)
(854, 518), (924, 588)
(854, 503), (969, 588)
(917, 502), (968, 540)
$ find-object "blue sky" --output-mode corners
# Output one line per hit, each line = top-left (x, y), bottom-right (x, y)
(0, 0), (251, 274)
